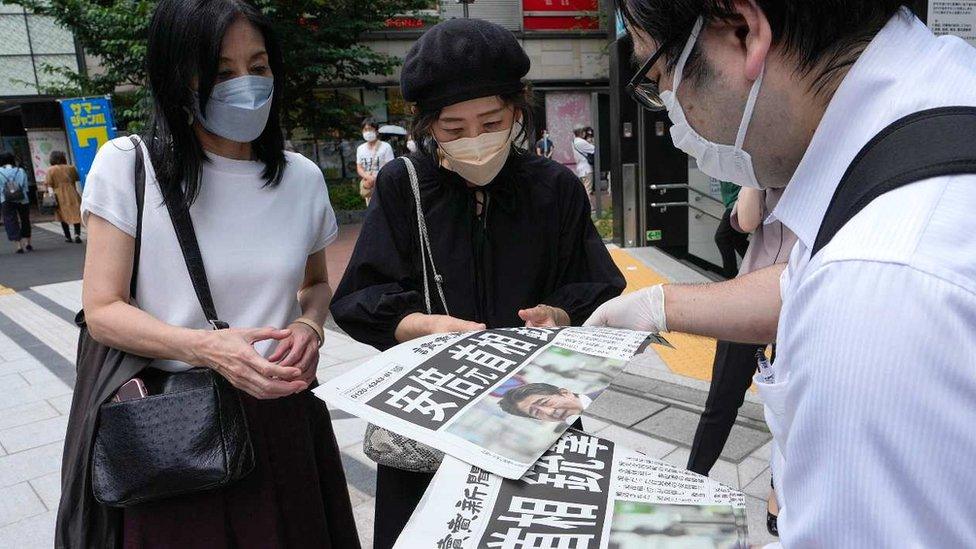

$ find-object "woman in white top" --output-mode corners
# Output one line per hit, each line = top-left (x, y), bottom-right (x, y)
(356, 117), (394, 206)
(64, 1), (358, 547)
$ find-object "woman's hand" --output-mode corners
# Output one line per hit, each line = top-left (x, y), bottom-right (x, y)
(395, 312), (486, 342)
(268, 322), (321, 385)
(518, 305), (570, 328)
(192, 326), (308, 399)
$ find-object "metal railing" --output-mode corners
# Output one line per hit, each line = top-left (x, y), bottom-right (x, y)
(647, 201), (723, 222)
(647, 183), (724, 206)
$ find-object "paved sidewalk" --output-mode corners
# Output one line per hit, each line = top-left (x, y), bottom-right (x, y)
(0, 280), (776, 548)
(0, 221), (776, 547)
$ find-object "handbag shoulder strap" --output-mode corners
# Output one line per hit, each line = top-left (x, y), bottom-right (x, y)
(158, 158), (227, 329)
(129, 136), (146, 299)
(402, 156), (450, 316)
(812, 107), (976, 257)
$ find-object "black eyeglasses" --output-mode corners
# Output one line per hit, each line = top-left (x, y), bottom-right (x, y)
(625, 31), (686, 112)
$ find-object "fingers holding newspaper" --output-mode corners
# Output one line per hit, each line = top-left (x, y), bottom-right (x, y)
(395, 312), (487, 342)
(517, 304), (570, 328)
(584, 283), (668, 332)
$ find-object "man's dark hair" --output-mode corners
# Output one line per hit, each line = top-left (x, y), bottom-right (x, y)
(362, 117), (378, 131)
(617, 1), (913, 93)
(498, 383), (563, 418)
(0, 151), (16, 166)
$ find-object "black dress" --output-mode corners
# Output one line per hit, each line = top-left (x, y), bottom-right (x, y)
(330, 149), (625, 549)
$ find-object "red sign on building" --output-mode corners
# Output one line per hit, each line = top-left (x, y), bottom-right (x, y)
(523, 0), (600, 31)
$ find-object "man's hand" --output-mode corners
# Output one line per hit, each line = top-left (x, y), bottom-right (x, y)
(584, 284), (667, 332)
(518, 305), (570, 328)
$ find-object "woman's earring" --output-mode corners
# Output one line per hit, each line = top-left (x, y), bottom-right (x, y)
(182, 106), (194, 126)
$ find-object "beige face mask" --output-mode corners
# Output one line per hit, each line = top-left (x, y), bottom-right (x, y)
(438, 121), (521, 186)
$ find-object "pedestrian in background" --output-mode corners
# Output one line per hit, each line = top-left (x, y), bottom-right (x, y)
(572, 124), (596, 212)
(57, 0), (358, 547)
(357, 117), (394, 206)
(45, 150), (83, 243)
(714, 181), (749, 279)
(331, 18), (624, 549)
(0, 151), (32, 254)
(535, 128), (554, 158)
(688, 186), (796, 535)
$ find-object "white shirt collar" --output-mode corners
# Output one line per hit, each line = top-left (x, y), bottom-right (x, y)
(564, 393), (593, 425)
(772, 10), (976, 247)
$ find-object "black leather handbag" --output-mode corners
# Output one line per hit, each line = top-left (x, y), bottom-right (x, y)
(90, 137), (254, 507)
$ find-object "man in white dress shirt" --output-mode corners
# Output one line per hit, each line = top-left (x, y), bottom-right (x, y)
(589, 1), (976, 545)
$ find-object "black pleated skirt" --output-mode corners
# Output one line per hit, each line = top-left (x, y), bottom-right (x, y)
(122, 390), (360, 549)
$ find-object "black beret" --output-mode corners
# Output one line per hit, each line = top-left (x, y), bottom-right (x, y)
(401, 18), (530, 112)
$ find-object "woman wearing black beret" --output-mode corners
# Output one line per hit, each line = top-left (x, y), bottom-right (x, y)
(330, 18), (625, 548)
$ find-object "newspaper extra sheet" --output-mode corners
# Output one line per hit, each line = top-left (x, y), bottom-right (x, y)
(397, 429), (749, 549)
(313, 327), (668, 479)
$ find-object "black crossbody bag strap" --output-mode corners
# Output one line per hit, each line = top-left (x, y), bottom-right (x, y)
(812, 107), (976, 257)
(129, 136), (146, 299)
(131, 138), (225, 330)
(162, 188), (227, 330)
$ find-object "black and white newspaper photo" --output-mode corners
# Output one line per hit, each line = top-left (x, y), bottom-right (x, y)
(313, 327), (669, 478)
(396, 429), (748, 549)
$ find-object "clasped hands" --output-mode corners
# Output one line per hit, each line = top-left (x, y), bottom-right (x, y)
(191, 320), (322, 400)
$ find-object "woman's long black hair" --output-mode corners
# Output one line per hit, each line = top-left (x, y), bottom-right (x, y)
(144, 0), (286, 210)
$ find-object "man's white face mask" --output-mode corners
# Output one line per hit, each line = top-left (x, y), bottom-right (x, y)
(659, 17), (777, 189)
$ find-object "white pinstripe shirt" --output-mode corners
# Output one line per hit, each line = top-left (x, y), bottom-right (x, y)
(762, 10), (976, 547)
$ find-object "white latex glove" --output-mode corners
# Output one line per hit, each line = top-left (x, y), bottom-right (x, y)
(583, 284), (668, 332)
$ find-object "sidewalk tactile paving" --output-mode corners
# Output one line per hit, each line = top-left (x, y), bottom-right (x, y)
(608, 249), (718, 382)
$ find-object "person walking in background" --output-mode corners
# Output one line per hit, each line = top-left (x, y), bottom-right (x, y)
(688, 186), (796, 535)
(45, 150), (84, 243)
(331, 18), (624, 548)
(357, 117), (394, 206)
(535, 129), (554, 159)
(57, 1), (358, 546)
(714, 181), (749, 279)
(572, 125), (596, 212)
(0, 151), (32, 254)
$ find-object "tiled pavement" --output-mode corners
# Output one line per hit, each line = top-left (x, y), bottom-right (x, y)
(0, 222), (777, 547)
(0, 279), (777, 548)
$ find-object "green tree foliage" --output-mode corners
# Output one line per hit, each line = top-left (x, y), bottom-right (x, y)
(11, 0), (435, 136)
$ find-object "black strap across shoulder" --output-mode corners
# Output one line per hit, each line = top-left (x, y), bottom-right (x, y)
(163, 188), (226, 329)
(130, 137), (226, 329)
(129, 136), (146, 299)
(812, 107), (976, 257)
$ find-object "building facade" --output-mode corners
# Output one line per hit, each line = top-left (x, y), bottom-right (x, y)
(299, 0), (613, 184)
(0, 2), (85, 193)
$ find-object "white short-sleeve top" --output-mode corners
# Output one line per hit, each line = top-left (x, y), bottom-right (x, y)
(81, 137), (338, 372)
(356, 140), (394, 175)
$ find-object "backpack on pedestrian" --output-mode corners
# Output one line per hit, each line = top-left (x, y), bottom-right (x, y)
(1, 171), (24, 203)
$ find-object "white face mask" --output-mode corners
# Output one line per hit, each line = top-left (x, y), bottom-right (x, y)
(438, 120), (519, 186)
(363, 131), (378, 143)
(406, 139), (418, 153)
(659, 17), (772, 189)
